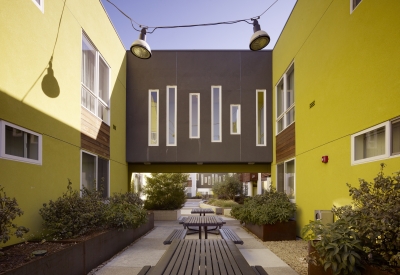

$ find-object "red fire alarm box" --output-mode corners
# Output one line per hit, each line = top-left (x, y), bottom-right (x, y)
(321, 156), (329, 163)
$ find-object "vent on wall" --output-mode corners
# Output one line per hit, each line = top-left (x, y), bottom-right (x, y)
(310, 101), (315, 108)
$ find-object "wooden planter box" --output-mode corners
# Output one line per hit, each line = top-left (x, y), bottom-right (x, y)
(151, 209), (181, 221)
(244, 220), (296, 241)
(3, 213), (154, 275)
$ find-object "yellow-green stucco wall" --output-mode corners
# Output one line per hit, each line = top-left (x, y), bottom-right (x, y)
(0, 0), (127, 245)
(272, 0), (400, 236)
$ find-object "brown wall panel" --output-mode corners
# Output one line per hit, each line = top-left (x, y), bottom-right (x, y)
(276, 122), (295, 163)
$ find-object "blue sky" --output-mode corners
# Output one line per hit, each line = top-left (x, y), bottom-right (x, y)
(101, 0), (297, 50)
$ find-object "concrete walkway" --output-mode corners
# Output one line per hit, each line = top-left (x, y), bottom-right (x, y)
(92, 207), (298, 275)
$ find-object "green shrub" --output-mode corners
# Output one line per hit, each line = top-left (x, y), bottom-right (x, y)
(332, 164), (400, 270)
(230, 188), (296, 225)
(104, 192), (147, 229)
(0, 185), (29, 244)
(206, 199), (238, 208)
(143, 173), (188, 210)
(39, 180), (106, 239)
(212, 174), (243, 200)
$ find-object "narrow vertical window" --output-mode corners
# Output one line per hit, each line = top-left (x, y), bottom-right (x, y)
(167, 86), (177, 146)
(276, 159), (295, 202)
(351, 0), (362, 13)
(211, 86), (222, 142)
(256, 90), (266, 146)
(190, 93), (200, 138)
(392, 119), (400, 155)
(230, 105), (241, 135)
(32, 0), (44, 12)
(81, 151), (109, 198)
(276, 64), (294, 134)
(148, 90), (159, 146)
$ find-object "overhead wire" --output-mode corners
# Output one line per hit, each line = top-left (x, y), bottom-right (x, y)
(104, 0), (280, 34)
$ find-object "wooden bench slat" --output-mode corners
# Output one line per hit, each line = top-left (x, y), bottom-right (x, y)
(219, 228), (244, 245)
(163, 229), (187, 245)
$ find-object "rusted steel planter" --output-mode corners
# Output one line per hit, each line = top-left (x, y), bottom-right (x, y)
(244, 220), (296, 241)
(3, 213), (154, 275)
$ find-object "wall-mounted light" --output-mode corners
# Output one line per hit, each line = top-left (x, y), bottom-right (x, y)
(130, 28), (152, 59)
(321, 156), (329, 163)
(249, 19), (270, 51)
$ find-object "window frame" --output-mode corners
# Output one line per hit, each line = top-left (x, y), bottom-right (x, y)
(211, 86), (222, 142)
(275, 63), (295, 135)
(32, 0), (44, 13)
(256, 90), (266, 146)
(230, 104), (241, 135)
(276, 158), (296, 203)
(0, 121), (42, 165)
(80, 150), (110, 198)
(81, 33), (111, 125)
(189, 93), (200, 139)
(166, 86), (177, 146)
(351, 121), (394, 165)
(350, 0), (362, 13)
(148, 89), (159, 146)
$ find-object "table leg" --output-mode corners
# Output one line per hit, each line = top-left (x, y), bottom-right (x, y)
(199, 226), (202, 239)
(204, 226), (208, 239)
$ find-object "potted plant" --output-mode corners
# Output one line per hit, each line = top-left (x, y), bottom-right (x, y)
(302, 164), (400, 275)
(143, 173), (188, 220)
(230, 188), (297, 241)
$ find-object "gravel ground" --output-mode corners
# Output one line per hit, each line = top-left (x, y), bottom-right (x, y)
(263, 240), (308, 275)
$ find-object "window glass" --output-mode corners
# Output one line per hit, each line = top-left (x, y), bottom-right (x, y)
(231, 105), (240, 134)
(277, 82), (284, 117)
(190, 94), (200, 138)
(98, 57), (109, 104)
(81, 152), (109, 198)
(287, 70), (295, 108)
(82, 152), (96, 191)
(167, 86), (176, 145)
(257, 90), (266, 145)
(276, 65), (295, 134)
(285, 160), (295, 200)
(277, 164), (284, 193)
(212, 87), (221, 142)
(392, 120), (400, 155)
(82, 37), (96, 92)
(98, 157), (109, 198)
(354, 126), (385, 160)
(149, 90), (159, 145)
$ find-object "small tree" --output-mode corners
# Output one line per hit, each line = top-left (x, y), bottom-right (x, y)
(0, 185), (29, 244)
(212, 174), (242, 200)
(143, 173), (188, 210)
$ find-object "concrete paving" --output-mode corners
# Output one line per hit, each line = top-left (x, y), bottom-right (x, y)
(91, 204), (298, 275)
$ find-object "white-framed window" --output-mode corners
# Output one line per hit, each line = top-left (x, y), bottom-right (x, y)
(351, 119), (400, 165)
(81, 151), (109, 198)
(81, 33), (110, 124)
(166, 86), (177, 146)
(277, 158), (295, 202)
(149, 90), (159, 146)
(201, 174), (204, 185)
(350, 0), (362, 13)
(276, 64), (294, 134)
(211, 86), (222, 142)
(256, 90), (266, 145)
(32, 0), (44, 13)
(0, 121), (42, 165)
(230, 104), (241, 135)
(204, 176), (208, 184)
(190, 93), (200, 139)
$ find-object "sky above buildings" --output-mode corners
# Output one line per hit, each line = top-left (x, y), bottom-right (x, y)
(101, 0), (297, 51)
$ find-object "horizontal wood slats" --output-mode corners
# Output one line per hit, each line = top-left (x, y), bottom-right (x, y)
(81, 107), (110, 158)
(276, 122), (295, 163)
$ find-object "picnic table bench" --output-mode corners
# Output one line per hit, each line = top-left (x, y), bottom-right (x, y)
(219, 228), (244, 245)
(140, 239), (261, 275)
(191, 207), (215, 216)
(182, 216), (224, 239)
(163, 229), (187, 245)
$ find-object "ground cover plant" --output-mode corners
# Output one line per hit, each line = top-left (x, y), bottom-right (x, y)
(205, 198), (238, 208)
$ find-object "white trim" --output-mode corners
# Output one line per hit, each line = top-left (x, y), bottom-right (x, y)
(350, 0), (362, 14)
(351, 122), (390, 165)
(189, 93), (200, 139)
(32, 0), (44, 13)
(256, 90), (266, 146)
(80, 150), (110, 197)
(166, 86), (177, 146)
(211, 86), (222, 142)
(148, 90), (159, 146)
(230, 104), (241, 135)
(0, 121), (42, 165)
(275, 63), (295, 135)
(276, 157), (296, 203)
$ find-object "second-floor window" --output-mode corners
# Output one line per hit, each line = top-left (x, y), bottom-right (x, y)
(166, 86), (177, 146)
(149, 90), (159, 146)
(81, 33), (110, 124)
(190, 93), (200, 138)
(211, 86), (222, 142)
(256, 90), (266, 145)
(230, 104), (241, 135)
(276, 64), (294, 134)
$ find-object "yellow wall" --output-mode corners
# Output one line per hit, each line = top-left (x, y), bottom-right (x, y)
(272, 0), (400, 235)
(0, 0), (127, 245)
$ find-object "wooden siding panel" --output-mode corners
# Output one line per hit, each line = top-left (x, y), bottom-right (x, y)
(81, 107), (110, 158)
(276, 123), (295, 163)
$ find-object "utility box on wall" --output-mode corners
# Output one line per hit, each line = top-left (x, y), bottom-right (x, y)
(314, 210), (333, 225)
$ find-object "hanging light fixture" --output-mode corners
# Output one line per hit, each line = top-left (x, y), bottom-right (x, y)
(130, 28), (152, 59)
(249, 19), (270, 51)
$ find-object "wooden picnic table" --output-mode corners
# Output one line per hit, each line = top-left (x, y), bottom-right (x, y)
(191, 208), (215, 216)
(183, 216), (224, 239)
(146, 239), (257, 275)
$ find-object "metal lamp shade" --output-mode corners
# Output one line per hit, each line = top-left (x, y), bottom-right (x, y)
(130, 39), (152, 59)
(249, 30), (270, 51)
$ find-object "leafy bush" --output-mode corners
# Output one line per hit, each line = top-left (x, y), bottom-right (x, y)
(104, 192), (147, 229)
(0, 185), (29, 244)
(302, 217), (364, 275)
(212, 174), (243, 200)
(230, 188), (296, 225)
(143, 173), (188, 210)
(332, 164), (400, 270)
(39, 180), (106, 239)
(206, 199), (238, 208)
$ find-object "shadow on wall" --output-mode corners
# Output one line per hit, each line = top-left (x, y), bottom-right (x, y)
(41, 57), (60, 98)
